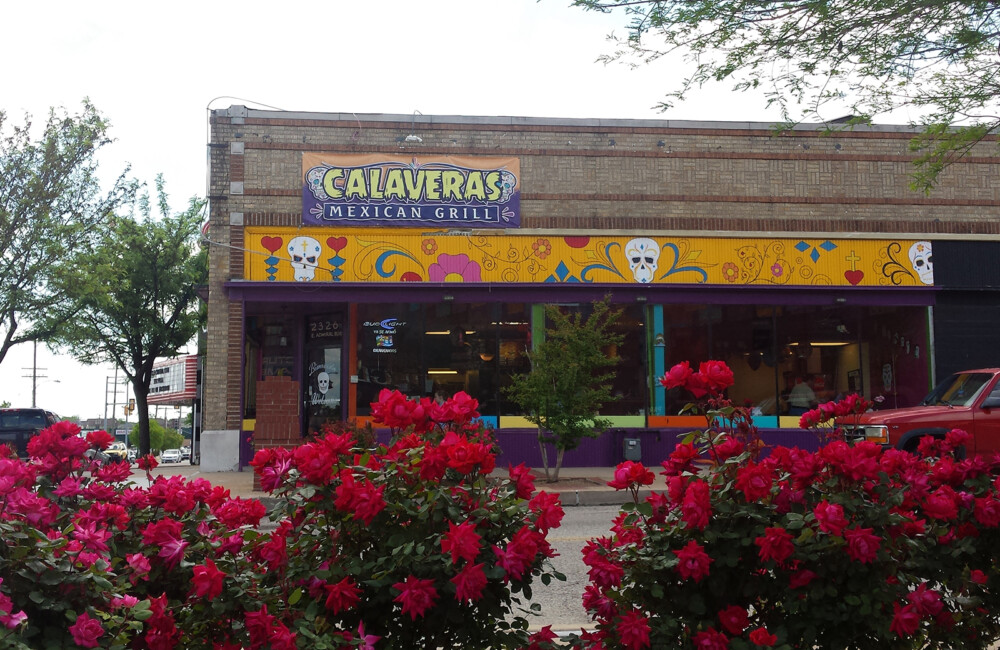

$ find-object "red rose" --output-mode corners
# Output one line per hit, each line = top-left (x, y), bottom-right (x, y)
(674, 540), (713, 582)
(617, 609), (651, 650)
(69, 612), (104, 648)
(789, 569), (817, 589)
(681, 479), (712, 530)
(392, 575), (438, 620)
(906, 583), (943, 617)
(609, 461), (655, 490)
(890, 602), (920, 637)
(749, 627), (778, 646)
(813, 500), (849, 536)
(735, 463), (773, 501)
(441, 520), (482, 565)
(190, 558), (225, 601)
(974, 495), (1000, 527)
(699, 360), (734, 393)
(923, 486), (959, 520)
(660, 361), (693, 390)
(844, 526), (881, 563)
(451, 562), (488, 603)
(755, 527), (794, 563)
(718, 605), (748, 635)
(691, 627), (729, 650)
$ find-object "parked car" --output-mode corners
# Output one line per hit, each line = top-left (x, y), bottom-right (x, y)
(105, 441), (128, 463)
(160, 448), (183, 463)
(180, 446), (191, 461)
(127, 446), (138, 462)
(837, 368), (1000, 456)
(0, 408), (61, 458)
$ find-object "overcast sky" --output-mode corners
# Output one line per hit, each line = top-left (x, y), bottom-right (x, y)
(1, 0), (791, 421)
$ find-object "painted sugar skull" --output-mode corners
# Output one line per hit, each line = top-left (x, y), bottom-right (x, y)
(625, 238), (660, 283)
(908, 241), (933, 285)
(288, 236), (321, 281)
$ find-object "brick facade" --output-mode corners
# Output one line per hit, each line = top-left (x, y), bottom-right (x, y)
(205, 106), (1000, 447)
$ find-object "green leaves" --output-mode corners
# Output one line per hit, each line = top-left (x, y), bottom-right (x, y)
(503, 297), (625, 477)
(571, 0), (1000, 189)
(0, 101), (136, 366)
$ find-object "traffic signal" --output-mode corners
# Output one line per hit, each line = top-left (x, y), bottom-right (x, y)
(128, 399), (135, 415)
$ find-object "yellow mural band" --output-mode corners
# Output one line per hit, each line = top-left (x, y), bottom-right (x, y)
(244, 227), (933, 288)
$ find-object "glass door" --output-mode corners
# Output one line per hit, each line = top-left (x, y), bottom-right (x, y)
(304, 315), (343, 436)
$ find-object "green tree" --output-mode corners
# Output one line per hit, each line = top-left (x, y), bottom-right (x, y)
(504, 297), (623, 482)
(128, 419), (183, 455)
(572, 0), (1000, 192)
(0, 101), (135, 364)
(52, 176), (206, 456)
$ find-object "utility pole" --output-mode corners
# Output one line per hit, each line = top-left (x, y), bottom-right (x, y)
(21, 340), (47, 408)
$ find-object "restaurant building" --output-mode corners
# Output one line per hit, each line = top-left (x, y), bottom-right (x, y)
(203, 106), (1000, 467)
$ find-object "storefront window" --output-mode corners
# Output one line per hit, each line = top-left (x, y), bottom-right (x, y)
(355, 304), (423, 416)
(353, 303), (532, 419)
(243, 314), (295, 418)
(659, 303), (928, 421)
(497, 304), (531, 416)
(544, 303), (649, 416)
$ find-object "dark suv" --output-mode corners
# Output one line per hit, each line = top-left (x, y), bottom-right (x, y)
(0, 408), (60, 458)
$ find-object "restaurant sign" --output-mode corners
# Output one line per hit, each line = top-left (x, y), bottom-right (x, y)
(302, 154), (520, 228)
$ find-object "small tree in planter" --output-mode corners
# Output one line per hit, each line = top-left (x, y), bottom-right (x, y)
(504, 297), (623, 482)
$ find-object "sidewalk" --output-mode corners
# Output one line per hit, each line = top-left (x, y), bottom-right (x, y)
(144, 464), (641, 506)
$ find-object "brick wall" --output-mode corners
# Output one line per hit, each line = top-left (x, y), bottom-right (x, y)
(252, 376), (300, 448)
(204, 107), (1000, 441)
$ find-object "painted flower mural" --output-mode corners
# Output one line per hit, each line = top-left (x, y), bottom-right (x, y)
(532, 239), (552, 259)
(421, 239), (438, 256)
(428, 253), (482, 283)
(722, 262), (739, 283)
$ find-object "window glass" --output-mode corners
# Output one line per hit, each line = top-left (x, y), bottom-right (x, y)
(355, 303), (423, 416)
(423, 302), (500, 415)
(543, 302), (648, 416)
(243, 315), (295, 419)
(496, 305), (531, 416)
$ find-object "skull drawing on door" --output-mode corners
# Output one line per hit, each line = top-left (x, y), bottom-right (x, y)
(288, 236), (321, 281)
(625, 238), (660, 283)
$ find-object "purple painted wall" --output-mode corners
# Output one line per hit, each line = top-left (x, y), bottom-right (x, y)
(245, 426), (825, 469)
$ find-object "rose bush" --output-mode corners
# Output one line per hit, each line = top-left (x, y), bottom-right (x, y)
(575, 361), (1000, 650)
(0, 390), (565, 649)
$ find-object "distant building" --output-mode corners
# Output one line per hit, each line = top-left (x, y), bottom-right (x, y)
(204, 106), (1000, 467)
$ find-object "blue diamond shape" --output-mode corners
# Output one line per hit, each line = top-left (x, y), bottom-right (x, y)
(795, 241), (810, 252)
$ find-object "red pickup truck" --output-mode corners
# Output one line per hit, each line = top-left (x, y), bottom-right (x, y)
(837, 368), (1000, 457)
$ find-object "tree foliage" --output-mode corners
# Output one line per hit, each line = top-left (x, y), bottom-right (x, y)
(51, 176), (206, 456)
(504, 297), (623, 481)
(572, 0), (1000, 191)
(0, 101), (135, 365)
(128, 418), (183, 454)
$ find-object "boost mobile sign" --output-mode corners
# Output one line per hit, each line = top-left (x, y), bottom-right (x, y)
(302, 154), (520, 228)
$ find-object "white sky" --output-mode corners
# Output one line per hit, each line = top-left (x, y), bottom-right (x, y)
(0, 0), (790, 420)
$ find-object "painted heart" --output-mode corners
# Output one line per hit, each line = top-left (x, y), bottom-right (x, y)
(261, 236), (283, 253)
(327, 236), (348, 252)
(845, 270), (864, 285)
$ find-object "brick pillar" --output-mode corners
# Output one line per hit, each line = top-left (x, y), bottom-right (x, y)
(251, 376), (301, 491)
